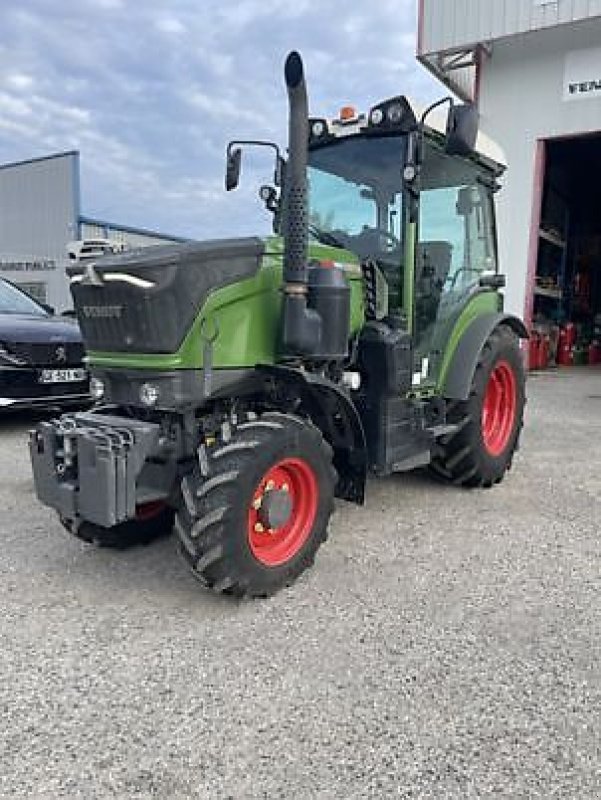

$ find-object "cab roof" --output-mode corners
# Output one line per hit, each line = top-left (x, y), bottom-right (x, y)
(411, 98), (507, 172)
(309, 95), (507, 175)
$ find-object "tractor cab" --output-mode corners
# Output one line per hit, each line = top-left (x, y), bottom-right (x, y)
(304, 98), (507, 389)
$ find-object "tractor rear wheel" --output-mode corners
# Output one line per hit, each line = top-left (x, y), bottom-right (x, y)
(431, 325), (525, 487)
(175, 412), (336, 598)
(62, 501), (175, 548)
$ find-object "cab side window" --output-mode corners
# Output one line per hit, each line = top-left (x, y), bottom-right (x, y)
(415, 143), (498, 380)
(419, 145), (497, 292)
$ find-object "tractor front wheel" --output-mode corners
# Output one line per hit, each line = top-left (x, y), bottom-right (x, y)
(431, 325), (525, 487)
(175, 412), (336, 597)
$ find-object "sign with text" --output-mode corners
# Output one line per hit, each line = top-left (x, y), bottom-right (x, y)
(0, 258), (56, 273)
(564, 47), (601, 102)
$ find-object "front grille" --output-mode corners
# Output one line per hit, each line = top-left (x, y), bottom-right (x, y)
(8, 341), (85, 366)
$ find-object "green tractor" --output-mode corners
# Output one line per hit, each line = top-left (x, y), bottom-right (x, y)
(30, 52), (526, 597)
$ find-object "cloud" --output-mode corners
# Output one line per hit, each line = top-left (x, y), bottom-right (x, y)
(0, 0), (441, 239)
(4, 73), (35, 91)
(85, 0), (123, 9)
(154, 15), (186, 36)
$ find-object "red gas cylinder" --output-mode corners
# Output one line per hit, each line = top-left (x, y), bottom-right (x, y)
(557, 325), (575, 366)
(564, 323), (576, 348)
(589, 342), (601, 365)
(557, 341), (574, 366)
(529, 332), (541, 370)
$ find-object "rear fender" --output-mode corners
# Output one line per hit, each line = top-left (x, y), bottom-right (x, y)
(441, 313), (528, 401)
(258, 365), (367, 504)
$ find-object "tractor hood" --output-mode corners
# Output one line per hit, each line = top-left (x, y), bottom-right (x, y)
(68, 237), (265, 355)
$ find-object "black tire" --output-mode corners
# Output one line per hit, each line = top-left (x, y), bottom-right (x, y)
(62, 503), (175, 549)
(431, 325), (525, 487)
(174, 412), (336, 598)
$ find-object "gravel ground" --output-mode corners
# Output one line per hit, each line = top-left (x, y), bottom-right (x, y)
(1, 368), (600, 799)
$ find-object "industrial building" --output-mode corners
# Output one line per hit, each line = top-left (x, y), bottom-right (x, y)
(418, 0), (601, 367)
(0, 151), (186, 311)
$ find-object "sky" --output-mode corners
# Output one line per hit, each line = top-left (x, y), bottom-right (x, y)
(0, 0), (442, 240)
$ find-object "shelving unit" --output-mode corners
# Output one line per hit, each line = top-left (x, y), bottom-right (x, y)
(539, 227), (566, 250)
(534, 186), (570, 319)
(534, 284), (562, 300)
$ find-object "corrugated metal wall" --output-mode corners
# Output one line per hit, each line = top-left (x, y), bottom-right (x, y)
(112, 230), (181, 248)
(0, 152), (78, 308)
(79, 221), (107, 240)
(420, 0), (601, 54)
(80, 220), (184, 248)
(0, 152), (78, 261)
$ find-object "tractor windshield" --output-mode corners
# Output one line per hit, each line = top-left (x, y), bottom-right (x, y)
(307, 135), (405, 289)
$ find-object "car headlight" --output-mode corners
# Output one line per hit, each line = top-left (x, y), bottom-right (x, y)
(90, 377), (105, 400)
(0, 343), (27, 367)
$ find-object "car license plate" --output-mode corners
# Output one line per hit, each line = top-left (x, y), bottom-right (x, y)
(39, 368), (87, 384)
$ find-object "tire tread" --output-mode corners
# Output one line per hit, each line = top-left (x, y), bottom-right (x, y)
(175, 412), (335, 597)
(430, 325), (525, 489)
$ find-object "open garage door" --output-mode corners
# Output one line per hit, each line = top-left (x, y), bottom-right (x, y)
(529, 134), (601, 370)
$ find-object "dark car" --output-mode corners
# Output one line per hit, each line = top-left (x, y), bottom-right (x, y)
(0, 279), (90, 410)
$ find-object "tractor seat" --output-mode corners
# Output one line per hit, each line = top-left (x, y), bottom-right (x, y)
(416, 241), (453, 288)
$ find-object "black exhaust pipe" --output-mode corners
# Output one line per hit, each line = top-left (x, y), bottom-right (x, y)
(280, 51), (350, 361)
(283, 51), (309, 286)
(280, 51), (321, 356)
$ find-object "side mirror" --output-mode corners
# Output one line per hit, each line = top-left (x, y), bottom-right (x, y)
(456, 185), (481, 216)
(445, 104), (478, 157)
(225, 148), (242, 191)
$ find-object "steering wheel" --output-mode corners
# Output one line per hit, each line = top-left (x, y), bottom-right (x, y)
(308, 223), (349, 249)
(353, 227), (401, 257)
(372, 227), (401, 251)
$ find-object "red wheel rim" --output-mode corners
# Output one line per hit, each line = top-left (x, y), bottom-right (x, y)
(247, 458), (319, 567)
(481, 360), (517, 456)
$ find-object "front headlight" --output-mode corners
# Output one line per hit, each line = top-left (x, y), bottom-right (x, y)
(311, 120), (326, 137)
(90, 377), (105, 400)
(139, 383), (159, 407)
(386, 102), (404, 124)
(0, 343), (27, 367)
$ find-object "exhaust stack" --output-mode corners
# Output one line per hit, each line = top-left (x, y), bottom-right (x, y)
(280, 51), (350, 361)
(280, 51), (321, 356)
(282, 51), (309, 286)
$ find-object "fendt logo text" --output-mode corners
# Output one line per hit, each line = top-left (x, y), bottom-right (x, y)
(568, 79), (601, 97)
(82, 305), (123, 319)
